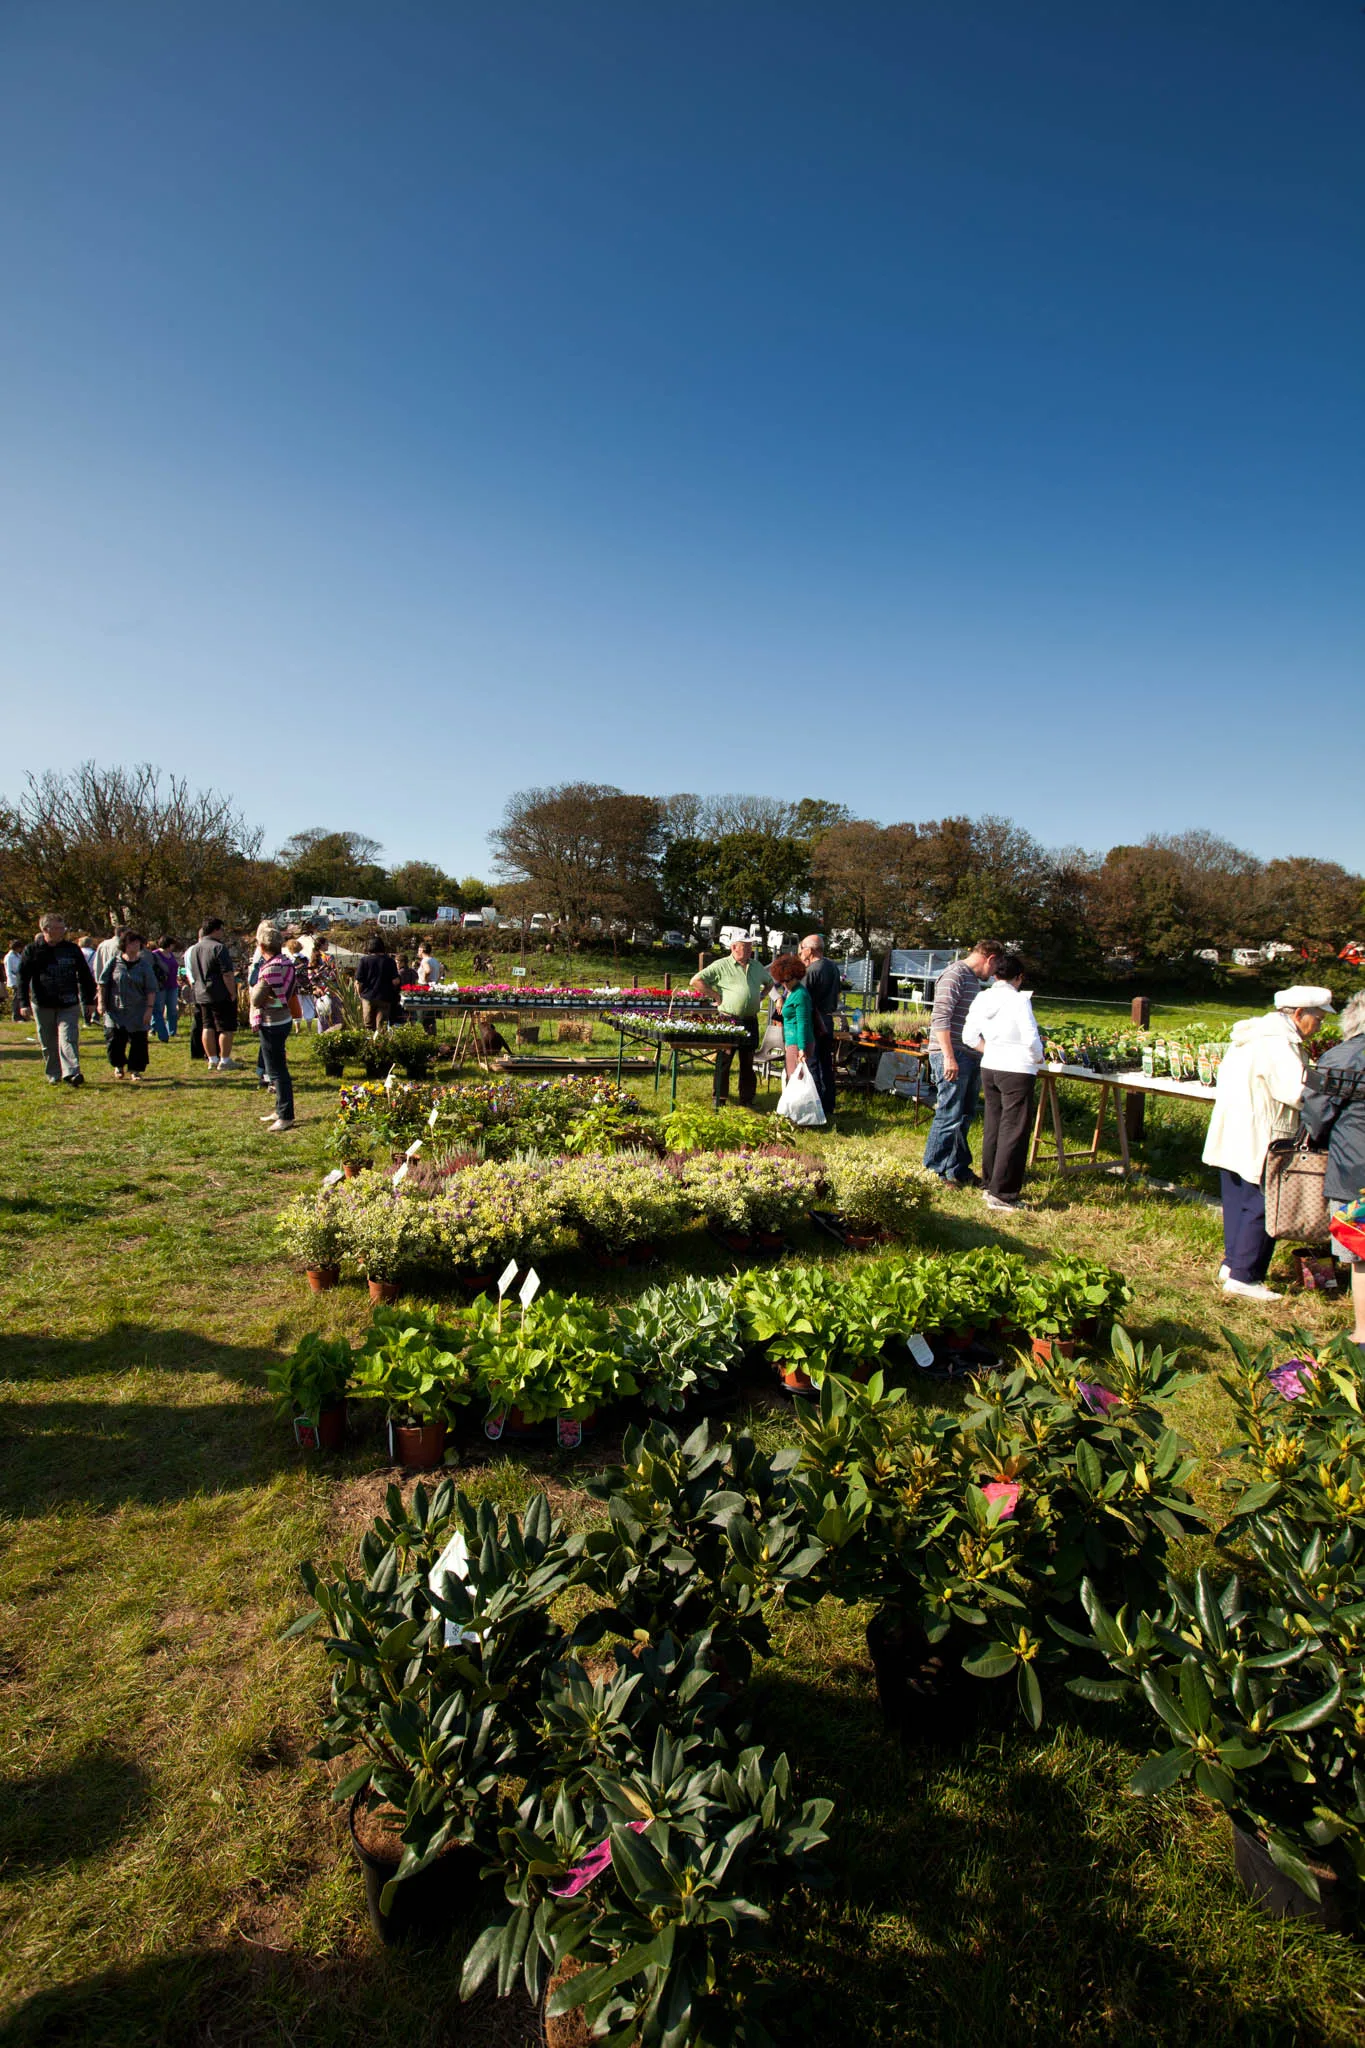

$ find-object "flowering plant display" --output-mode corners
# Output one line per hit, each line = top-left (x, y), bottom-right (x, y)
(821, 1146), (935, 1236)
(335, 1176), (447, 1283)
(661, 1103), (795, 1154)
(437, 1159), (569, 1272)
(613, 1011), (750, 1042)
(275, 1185), (348, 1271)
(553, 1154), (691, 1254)
(426, 1077), (644, 1161)
(682, 1151), (821, 1239)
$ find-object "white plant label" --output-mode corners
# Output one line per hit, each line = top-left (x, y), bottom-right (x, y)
(498, 1260), (519, 1296)
(908, 1333), (935, 1370)
(519, 1267), (541, 1308)
(513, 966), (527, 976)
(428, 1106), (441, 1128)
(427, 1531), (478, 1648)
(321, 1168), (344, 1187)
(392, 1163), (409, 1186)
(405, 1139), (423, 1157)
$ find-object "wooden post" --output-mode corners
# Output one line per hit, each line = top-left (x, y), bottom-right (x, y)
(1126, 995), (1149, 1140)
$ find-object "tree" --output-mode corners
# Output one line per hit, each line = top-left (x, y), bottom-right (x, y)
(1257, 858), (1364, 957)
(276, 829), (387, 906)
(810, 821), (922, 952)
(385, 861), (464, 919)
(711, 831), (810, 934)
(490, 784), (663, 936)
(1092, 845), (1197, 966)
(1145, 830), (1261, 952)
(0, 762), (271, 936)
(660, 836), (720, 931)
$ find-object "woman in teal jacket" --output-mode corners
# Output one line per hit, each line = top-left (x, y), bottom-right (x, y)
(770, 954), (814, 1077)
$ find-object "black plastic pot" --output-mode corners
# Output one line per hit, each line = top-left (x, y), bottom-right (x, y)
(348, 1794), (482, 1944)
(865, 1605), (1000, 1748)
(1231, 1824), (1345, 1929)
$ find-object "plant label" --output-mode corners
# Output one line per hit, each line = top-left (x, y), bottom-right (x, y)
(428, 1106), (441, 1128)
(321, 1168), (344, 1187)
(293, 1415), (320, 1449)
(384, 1067), (398, 1094)
(498, 1260), (519, 1296)
(405, 1139), (423, 1157)
(484, 1410), (506, 1441)
(427, 1531), (478, 1647)
(519, 1267), (541, 1308)
(392, 1163), (409, 1186)
(908, 1333), (935, 1370)
(512, 966), (526, 976)
(556, 1417), (583, 1450)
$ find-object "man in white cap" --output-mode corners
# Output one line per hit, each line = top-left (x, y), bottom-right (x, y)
(1202, 985), (1335, 1300)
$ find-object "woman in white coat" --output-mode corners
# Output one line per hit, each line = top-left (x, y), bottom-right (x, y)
(1201, 984), (1333, 1301)
(961, 954), (1045, 1214)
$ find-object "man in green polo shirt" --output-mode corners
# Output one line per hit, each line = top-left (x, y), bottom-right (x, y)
(690, 938), (773, 1109)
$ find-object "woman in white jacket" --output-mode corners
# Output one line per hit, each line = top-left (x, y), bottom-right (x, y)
(961, 954), (1045, 1213)
(1201, 985), (1332, 1300)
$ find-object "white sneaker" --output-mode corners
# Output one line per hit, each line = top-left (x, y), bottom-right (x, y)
(1218, 1263), (1229, 1282)
(217, 1057), (240, 1070)
(266, 1117), (295, 1133)
(1221, 1278), (1283, 1301)
(259, 1112), (280, 1122)
(207, 1057), (220, 1069)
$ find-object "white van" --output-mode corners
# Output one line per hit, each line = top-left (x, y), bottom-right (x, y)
(529, 913), (552, 932)
(377, 906), (419, 929)
(461, 911), (485, 930)
(306, 895), (382, 925)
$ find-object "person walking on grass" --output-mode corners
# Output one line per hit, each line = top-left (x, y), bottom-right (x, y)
(98, 930), (159, 1082)
(961, 952), (1045, 1213)
(690, 936), (773, 1110)
(798, 934), (845, 1126)
(18, 913), (96, 1086)
(1300, 987), (1365, 1344)
(4, 939), (22, 1022)
(922, 940), (1004, 1188)
(187, 918), (241, 1071)
(149, 937), (181, 1040)
(248, 922), (298, 1132)
(1202, 983), (1333, 1302)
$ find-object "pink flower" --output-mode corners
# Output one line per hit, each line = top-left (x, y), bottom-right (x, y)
(1267, 1360), (1315, 1402)
(550, 1820), (649, 1898)
(1077, 1381), (1122, 1417)
(982, 1480), (1021, 1519)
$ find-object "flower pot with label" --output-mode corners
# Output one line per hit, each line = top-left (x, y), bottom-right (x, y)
(777, 1362), (815, 1394)
(293, 1400), (347, 1452)
(368, 1278), (402, 1304)
(306, 1264), (341, 1293)
(266, 1334), (353, 1453)
(1031, 1336), (1078, 1363)
(387, 1417), (448, 1470)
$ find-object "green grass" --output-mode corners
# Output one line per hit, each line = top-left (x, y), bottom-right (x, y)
(2, 1006), (1364, 2046)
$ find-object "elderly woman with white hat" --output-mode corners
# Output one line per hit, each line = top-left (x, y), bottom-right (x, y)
(1202, 984), (1335, 1300)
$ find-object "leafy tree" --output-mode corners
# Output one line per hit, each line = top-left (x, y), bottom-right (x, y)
(1257, 857), (1364, 958)
(0, 762), (272, 936)
(712, 831), (810, 934)
(660, 835), (720, 931)
(277, 829), (387, 906)
(1092, 845), (1197, 965)
(386, 861), (463, 919)
(810, 820), (922, 952)
(490, 783), (662, 936)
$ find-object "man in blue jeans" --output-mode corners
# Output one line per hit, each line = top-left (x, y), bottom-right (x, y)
(922, 941), (1003, 1187)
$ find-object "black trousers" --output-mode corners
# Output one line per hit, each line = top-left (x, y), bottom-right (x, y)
(1220, 1169), (1274, 1284)
(809, 1033), (836, 1121)
(981, 1070), (1036, 1200)
(713, 1018), (759, 1107)
(105, 1026), (150, 1075)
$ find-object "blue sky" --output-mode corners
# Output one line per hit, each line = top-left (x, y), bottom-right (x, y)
(1, 0), (1361, 876)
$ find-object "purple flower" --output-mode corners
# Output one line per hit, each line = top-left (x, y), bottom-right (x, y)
(550, 1819), (649, 1898)
(1077, 1381), (1122, 1417)
(1267, 1360), (1315, 1402)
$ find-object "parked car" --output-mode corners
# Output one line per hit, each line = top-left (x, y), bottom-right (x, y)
(377, 906), (420, 929)
(528, 913), (552, 932)
(660, 930), (689, 948)
(461, 912), (485, 930)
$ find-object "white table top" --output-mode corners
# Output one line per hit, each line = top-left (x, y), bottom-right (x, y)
(1043, 1062), (1216, 1103)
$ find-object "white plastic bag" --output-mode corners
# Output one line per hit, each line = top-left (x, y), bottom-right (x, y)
(776, 1056), (826, 1127)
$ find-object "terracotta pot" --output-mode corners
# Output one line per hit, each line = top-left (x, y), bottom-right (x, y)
(292, 1400), (346, 1451)
(387, 1418), (448, 1470)
(368, 1278), (401, 1303)
(342, 1161), (365, 1180)
(756, 1230), (785, 1253)
(778, 1363), (815, 1393)
(305, 1264), (341, 1293)
(943, 1328), (977, 1352)
(1231, 1824), (1344, 1928)
(348, 1793), (481, 1945)
(1031, 1336), (1078, 1363)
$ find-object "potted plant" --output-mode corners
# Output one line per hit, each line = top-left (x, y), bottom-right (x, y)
(325, 1121), (374, 1180)
(466, 1290), (632, 1444)
(613, 1275), (742, 1415)
(338, 1178), (444, 1301)
(555, 1156), (689, 1266)
(819, 1149), (935, 1247)
(349, 1307), (472, 1466)
(275, 1185), (347, 1290)
(683, 1152), (817, 1253)
(265, 1332), (352, 1450)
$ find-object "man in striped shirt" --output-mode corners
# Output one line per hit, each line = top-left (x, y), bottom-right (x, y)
(922, 941), (1004, 1186)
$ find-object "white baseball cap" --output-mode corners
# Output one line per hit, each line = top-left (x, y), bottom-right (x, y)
(1274, 985), (1335, 1012)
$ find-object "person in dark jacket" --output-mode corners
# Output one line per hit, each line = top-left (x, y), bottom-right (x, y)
(798, 934), (846, 1125)
(18, 913), (97, 1085)
(1301, 988), (1365, 1344)
(98, 930), (160, 1081)
(354, 935), (403, 1029)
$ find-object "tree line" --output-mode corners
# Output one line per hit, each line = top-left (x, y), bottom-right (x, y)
(1, 766), (1360, 982)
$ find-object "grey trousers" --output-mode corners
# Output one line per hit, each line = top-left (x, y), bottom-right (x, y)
(35, 1003), (82, 1080)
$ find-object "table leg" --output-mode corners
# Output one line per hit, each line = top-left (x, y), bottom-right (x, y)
(653, 1043), (662, 1094)
(1048, 1074), (1068, 1168)
(1087, 1085), (1107, 1165)
(1028, 1075), (1050, 1168)
(1114, 1084), (1133, 1172)
(670, 1048), (680, 1108)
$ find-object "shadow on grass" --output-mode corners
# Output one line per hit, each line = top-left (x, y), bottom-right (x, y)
(747, 1664), (1354, 2046)
(0, 1747), (150, 1873)
(0, 1946), (539, 2048)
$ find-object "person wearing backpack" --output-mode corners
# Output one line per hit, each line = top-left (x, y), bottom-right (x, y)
(248, 922), (298, 1132)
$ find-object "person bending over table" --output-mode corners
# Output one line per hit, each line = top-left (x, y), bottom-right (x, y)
(690, 938), (773, 1109)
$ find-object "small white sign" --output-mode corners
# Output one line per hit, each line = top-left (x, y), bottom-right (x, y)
(384, 1066), (398, 1094)
(428, 1106), (441, 1128)
(321, 1168), (344, 1187)
(908, 1333), (935, 1370)
(392, 1162), (409, 1186)
(427, 1531), (478, 1647)
(405, 1139), (423, 1157)
(497, 1259), (519, 1296)
(512, 966), (527, 977)
(519, 1266), (541, 1308)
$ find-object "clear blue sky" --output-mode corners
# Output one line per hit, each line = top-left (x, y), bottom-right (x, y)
(1, 0), (1361, 876)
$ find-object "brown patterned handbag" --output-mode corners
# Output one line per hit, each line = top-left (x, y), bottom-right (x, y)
(1262, 1135), (1330, 1243)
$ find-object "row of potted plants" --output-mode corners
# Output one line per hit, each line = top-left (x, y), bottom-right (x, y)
(278, 1143), (935, 1288)
(396, 981), (710, 1007)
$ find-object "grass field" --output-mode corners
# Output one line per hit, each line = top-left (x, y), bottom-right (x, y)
(3, 966), (1364, 2047)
